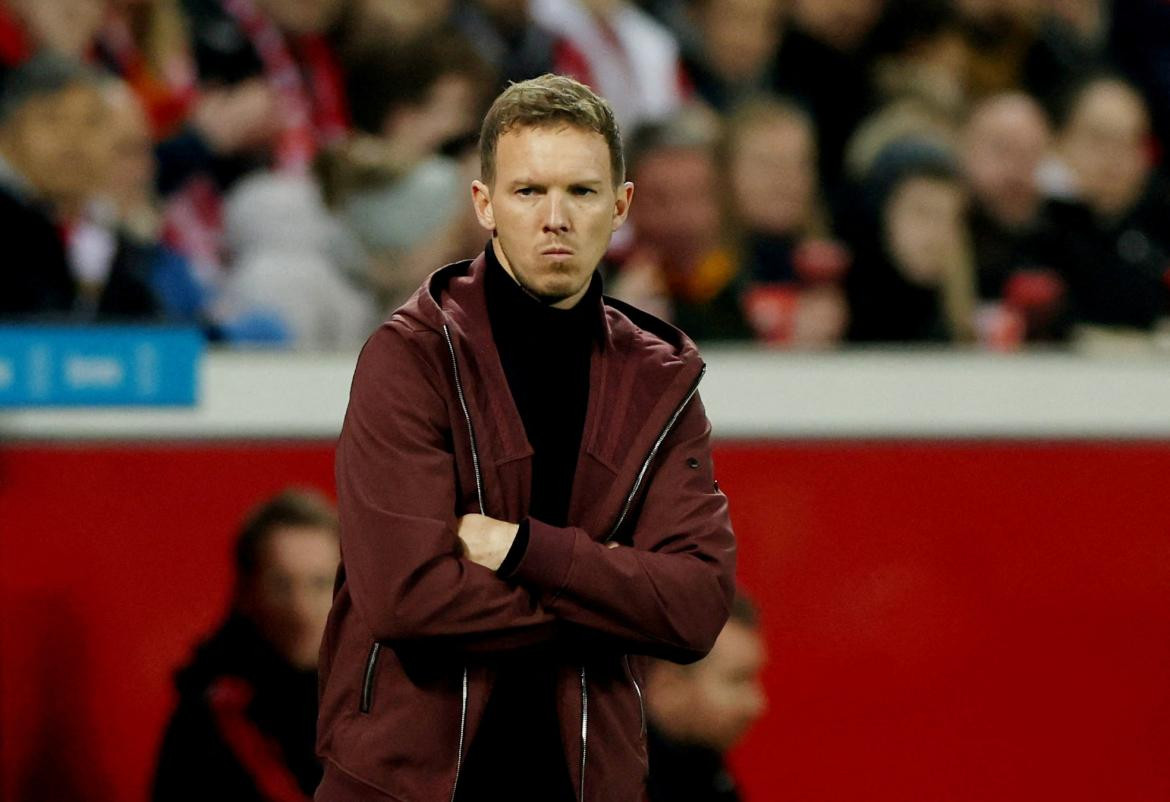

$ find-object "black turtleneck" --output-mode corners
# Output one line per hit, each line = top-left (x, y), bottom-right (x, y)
(485, 240), (599, 528)
(454, 244), (599, 802)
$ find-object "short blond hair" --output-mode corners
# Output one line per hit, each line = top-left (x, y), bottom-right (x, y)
(479, 74), (624, 187)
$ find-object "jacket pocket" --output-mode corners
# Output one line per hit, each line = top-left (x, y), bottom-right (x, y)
(360, 642), (381, 714)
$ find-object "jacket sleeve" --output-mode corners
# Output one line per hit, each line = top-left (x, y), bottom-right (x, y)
(336, 322), (556, 651)
(501, 393), (736, 663)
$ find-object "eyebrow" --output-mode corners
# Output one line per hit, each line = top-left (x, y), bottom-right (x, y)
(507, 178), (605, 188)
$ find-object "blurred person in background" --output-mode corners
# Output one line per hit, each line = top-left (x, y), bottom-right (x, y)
(532, 0), (686, 131)
(341, 0), (454, 49)
(721, 97), (850, 347)
(0, 53), (162, 320)
(610, 109), (756, 340)
(1022, 0), (1113, 105)
(955, 0), (1042, 97)
(180, 0), (352, 182)
(844, 137), (978, 343)
(453, 0), (564, 89)
(153, 488), (340, 802)
(772, 0), (886, 198)
(96, 79), (217, 327)
(868, 0), (971, 117)
(213, 169), (377, 347)
(1040, 74), (1170, 333)
(320, 32), (491, 312)
(960, 91), (1068, 341)
(1110, 0), (1170, 153)
(677, 0), (788, 113)
(644, 592), (766, 802)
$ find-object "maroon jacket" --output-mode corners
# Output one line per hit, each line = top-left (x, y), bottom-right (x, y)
(316, 253), (736, 801)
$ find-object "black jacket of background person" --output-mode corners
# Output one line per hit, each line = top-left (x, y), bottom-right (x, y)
(152, 614), (322, 802)
(646, 724), (742, 802)
(0, 184), (159, 321)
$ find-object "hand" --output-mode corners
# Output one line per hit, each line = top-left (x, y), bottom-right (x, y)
(456, 514), (519, 572)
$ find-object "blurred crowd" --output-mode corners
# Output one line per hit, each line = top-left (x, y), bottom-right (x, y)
(0, 0), (1168, 350)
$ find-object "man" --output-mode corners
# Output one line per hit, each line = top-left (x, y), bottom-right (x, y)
(316, 74), (736, 801)
(153, 489), (341, 801)
(0, 53), (159, 319)
(960, 92), (1068, 340)
(644, 593), (767, 802)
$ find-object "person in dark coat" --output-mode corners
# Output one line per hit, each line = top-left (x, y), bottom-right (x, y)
(645, 593), (767, 802)
(153, 489), (340, 802)
(0, 53), (160, 321)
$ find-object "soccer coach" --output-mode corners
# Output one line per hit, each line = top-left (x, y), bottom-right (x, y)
(316, 74), (736, 802)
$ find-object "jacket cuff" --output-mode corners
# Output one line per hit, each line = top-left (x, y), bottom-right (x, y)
(505, 516), (578, 597)
(496, 519), (530, 578)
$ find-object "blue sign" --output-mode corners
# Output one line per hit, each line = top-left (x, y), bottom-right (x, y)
(0, 326), (203, 407)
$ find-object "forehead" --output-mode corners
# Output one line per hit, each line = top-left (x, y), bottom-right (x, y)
(258, 525), (338, 573)
(1070, 84), (1149, 131)
(493, 123), (613, 184)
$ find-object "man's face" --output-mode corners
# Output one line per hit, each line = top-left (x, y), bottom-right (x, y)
(472, 124), (633, 308)
(731, 116), (816, 235)
(962, 95), (1050, 228)
(1060, 81), (1151, 219)
(630, 146), (720, 270)
(242, 525), (339, 670)
(654, 621), (767, 751)
(884, 176), (967, 287)
(698, 0), (785, 83)
(0, 84), (107, 207)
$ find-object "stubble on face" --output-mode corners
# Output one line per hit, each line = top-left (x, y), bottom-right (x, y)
(474, 124), (632, 308)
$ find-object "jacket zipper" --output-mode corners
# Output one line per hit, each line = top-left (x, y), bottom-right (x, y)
(579, 364), (705, 798)
(624, 655), (646, 736)
(442, 324), (480, 802)
(360, 642), (381, 714)
(604, 364), (706, 543)
(579, 666), (589, 801)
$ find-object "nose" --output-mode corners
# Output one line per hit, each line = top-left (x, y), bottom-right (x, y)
(542, 192), (569, 233)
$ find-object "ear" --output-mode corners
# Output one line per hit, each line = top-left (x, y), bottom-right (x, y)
(612, 181), (634, 232)
(471, 179), (496, 233)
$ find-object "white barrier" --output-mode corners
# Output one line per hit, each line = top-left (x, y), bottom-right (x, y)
(2, 346), (1169, 440)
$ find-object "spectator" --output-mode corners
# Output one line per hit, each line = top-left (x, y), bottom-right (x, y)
(1023, 0), (1112, 107)
(0, 54), (160, 320)
(181, 0), (351, 179)
(213, 170), (377, 348)
(1041, 75), (1170, 332)
(869, 0), (971, 115)
(644, 593), (767, 802)
(773, 0), (886, 199)
(844, 137), (977, 343)
(320, 32), (490, 314)
(532, 0), (686, 131)
(1110, 0), (1170, 153)
(453, 0), (564, 88)
(97, 0), (202, 138)
(152, 489), (340, 802)
(961, 91), (1067, 340)
(679, 0), (788, 113)
(721, 97), (850, 346)
(97, 78), (213, 326)
(610, 109), (756, 341)
(342, 0), (455, 49)
(955, 0), (1042, 97)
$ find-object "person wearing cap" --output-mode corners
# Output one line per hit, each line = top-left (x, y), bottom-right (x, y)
(0, 53), (160, 320)
(316, 74), (736, 802)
